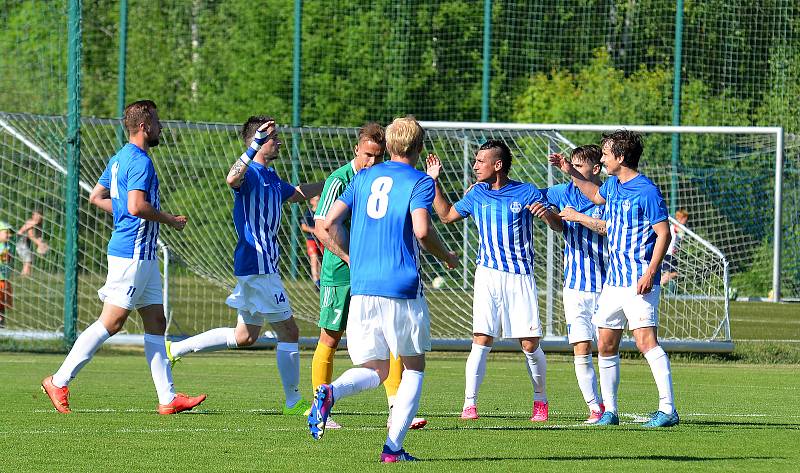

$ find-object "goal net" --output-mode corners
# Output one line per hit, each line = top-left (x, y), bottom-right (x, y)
(4, 113), (790, 351)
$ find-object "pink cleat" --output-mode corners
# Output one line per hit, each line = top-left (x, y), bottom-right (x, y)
(409, 417), (428, 429)
(387, 414), (427, 430)
(530, 401), (549, 422)
(460, 405), (478, 420)
(380, 446), (418, 462)
(585, 403), (605, 424)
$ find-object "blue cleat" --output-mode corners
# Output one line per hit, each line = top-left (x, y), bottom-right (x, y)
(308, 384), (335, 440)
(642, 410), (679, 428)
(593, 411), (620, 426)
(380, 446), (419, 463)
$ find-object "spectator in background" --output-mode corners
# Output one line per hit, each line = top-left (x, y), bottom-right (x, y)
(661, 209), (689, 287)
(301, 195), (323, 290)
(0, 221), (15, 328)
(16, 210), (49, 277)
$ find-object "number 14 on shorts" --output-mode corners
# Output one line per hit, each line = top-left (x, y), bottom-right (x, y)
(274, 292), (286, 304)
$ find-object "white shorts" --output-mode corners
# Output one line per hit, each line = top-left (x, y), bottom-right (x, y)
(226, 274), (292, 326)
(15, 239), (33, 264)
(98, 255), (163, 310)
(472, 266), (542, 339)
(594, 284), (661, 331)
(562, 287), (600, 344)
(346, 294), (431, 365)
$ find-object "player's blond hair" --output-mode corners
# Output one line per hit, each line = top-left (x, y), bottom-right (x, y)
(676, 208), (689, 219)
(385, 116), (424, 158)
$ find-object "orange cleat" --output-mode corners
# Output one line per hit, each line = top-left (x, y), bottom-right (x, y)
(41, 376), (71, 414)
(157, 392), (207, 415)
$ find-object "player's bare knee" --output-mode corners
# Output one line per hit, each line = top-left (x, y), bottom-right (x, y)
(272, 318), (299, 342)
(519, 337), (540, 353)
(319, 329), (342, 348)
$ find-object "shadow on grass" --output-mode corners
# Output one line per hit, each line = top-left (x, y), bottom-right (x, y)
(426, 454), (783, 463)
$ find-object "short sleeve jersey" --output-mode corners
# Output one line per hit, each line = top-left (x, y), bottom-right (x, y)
(231, 161), (296, 276)
(98, 143), (161, 260)
(599, 174), (669, 287)
(314, 161), (356, 286)
(453, 180), (545, 274)
(541, 182), (608, 292)
(338, 161), (434, 299)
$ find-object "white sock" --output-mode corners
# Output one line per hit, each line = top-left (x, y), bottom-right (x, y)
(385, 370), (424, 452)
(276, 342), (301, 407)
(644, 346), (675, 414)
(574, 354), (602, 411)
(331, 367), (381, 401)
(52, 320), (110, 387)
(598, 354), (620, 414)
(144, 334), (176, 405)
(170, 327), (237, 357)
(524, 347), (547, 402)
(464, 343), (491, 409)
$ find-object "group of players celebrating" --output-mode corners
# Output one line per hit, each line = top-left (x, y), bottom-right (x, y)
(41, 100), (678, 464)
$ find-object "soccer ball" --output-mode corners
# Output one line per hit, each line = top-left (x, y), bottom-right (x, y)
(431, 276), (445, 289)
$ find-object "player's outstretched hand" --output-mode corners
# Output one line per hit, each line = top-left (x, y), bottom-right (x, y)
(548, 153), (572, 174)
(171, 215), (188, 231)
(426, 154), (442, 180)
(444, 251), (459, 270)
(256, 120), (275, 134)
(558, 206), (580, 222)
(636, 273), (655, 295)
(525, 202), (551, 220)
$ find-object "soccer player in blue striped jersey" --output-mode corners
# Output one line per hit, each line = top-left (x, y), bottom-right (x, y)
(309, 116), (458, 462)
(553, 130), (678, 428)
(426, 140), (560, 423)
(42, 100), (206, 415)
(530, 145), (608, 424)
(168, 116), (323, 415)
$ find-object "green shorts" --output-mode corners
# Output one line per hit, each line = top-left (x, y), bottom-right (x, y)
(318, 284), (351, 331)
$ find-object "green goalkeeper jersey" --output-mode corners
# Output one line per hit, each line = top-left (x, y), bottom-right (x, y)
(315, 160), (357, 286)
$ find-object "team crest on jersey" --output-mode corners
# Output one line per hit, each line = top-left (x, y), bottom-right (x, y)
(509, 201), (522, 213)
(622, 199), (631, 212)
(592, 207), (603, 219)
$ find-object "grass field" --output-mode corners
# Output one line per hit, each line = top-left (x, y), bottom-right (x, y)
(2, 350), (799, 472)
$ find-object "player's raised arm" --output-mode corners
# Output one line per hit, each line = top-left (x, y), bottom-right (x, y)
(425, 153), (464, 224)
(128, 190), (188, 231)
(550, 152), (604, 205)
(321, 200), (352, 265)
(411, 208), (458, 269)
(88, 183), (113, 215)
(226, 121), (273, 189)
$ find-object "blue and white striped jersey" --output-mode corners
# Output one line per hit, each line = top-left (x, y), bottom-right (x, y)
(338, 161), (435, 299)
(98, 144), (161, 260)
(232, 162), (296, 276)
(542, 182), (608, 292)
(453, 181), (545, 275)
(599, 174), (669, 287)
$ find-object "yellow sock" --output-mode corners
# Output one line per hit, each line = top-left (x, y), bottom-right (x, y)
(311, 343), (336, 393)
(384, 352), (403, 403)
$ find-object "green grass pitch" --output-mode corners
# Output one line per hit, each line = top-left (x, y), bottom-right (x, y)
(1, 350), (798, 472)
